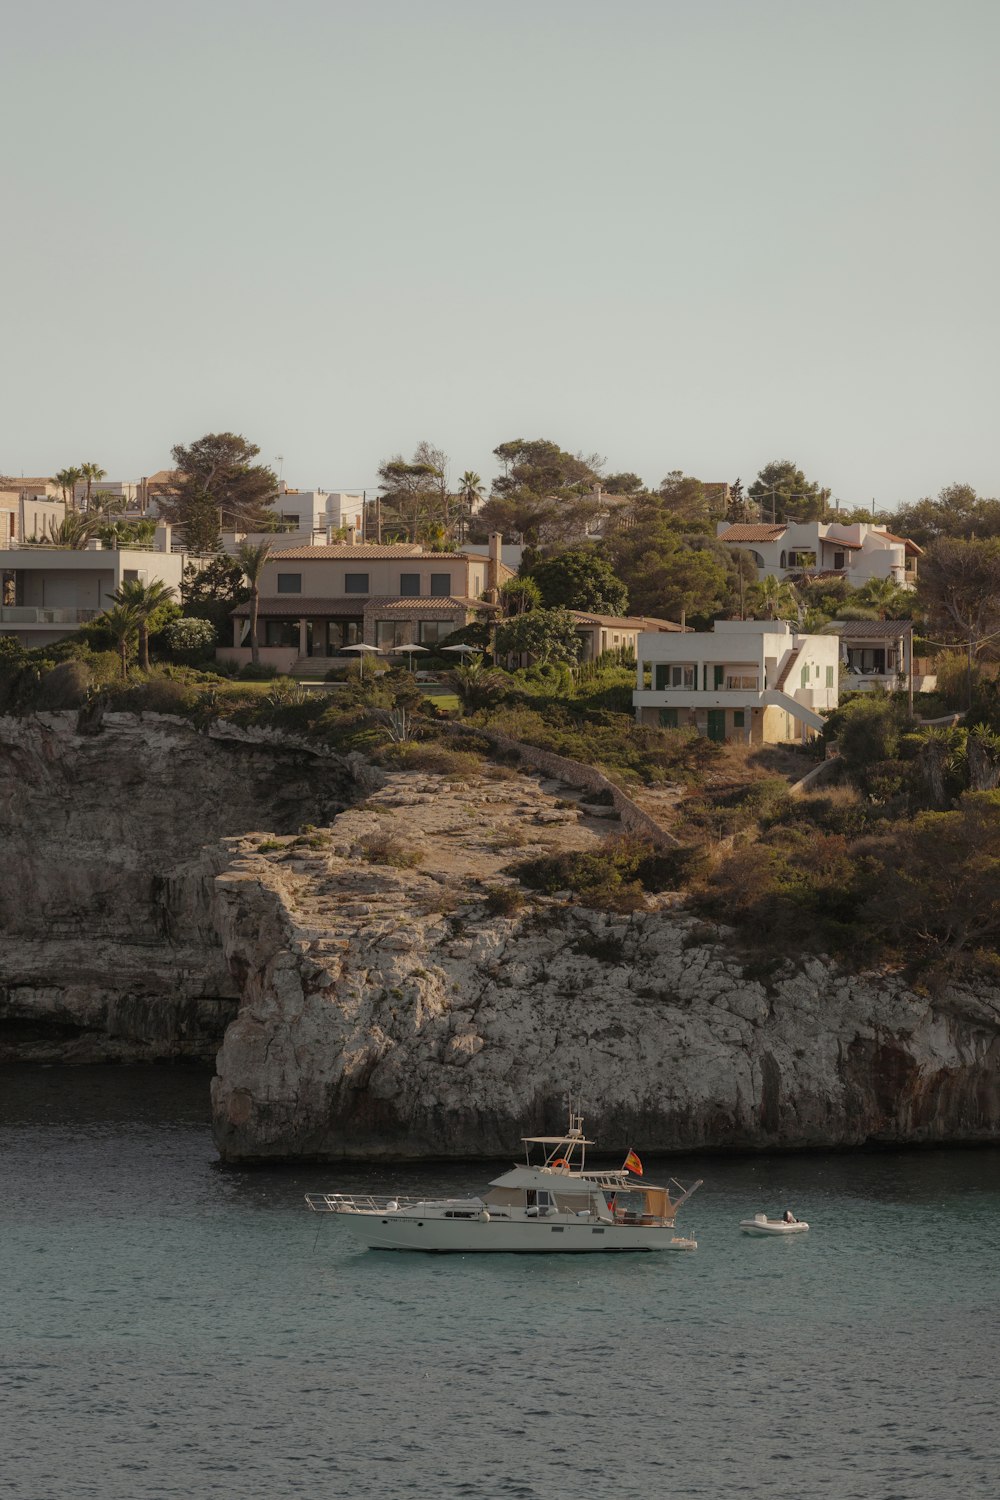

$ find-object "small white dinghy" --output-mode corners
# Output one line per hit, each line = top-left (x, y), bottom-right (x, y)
(739, 1213), (809, 1236)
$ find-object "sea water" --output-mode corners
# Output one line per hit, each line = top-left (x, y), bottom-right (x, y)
(1, 1067), (998, 1500)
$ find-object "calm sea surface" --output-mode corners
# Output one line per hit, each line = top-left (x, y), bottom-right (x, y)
(1, 1066), (998, 1500)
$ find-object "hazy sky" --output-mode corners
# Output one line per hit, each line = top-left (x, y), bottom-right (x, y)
(3, 0), (997, 509)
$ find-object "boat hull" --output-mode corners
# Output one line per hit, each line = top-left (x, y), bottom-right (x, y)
(336, 1213), (697, 1254)
(739, 1219), (809, 1236)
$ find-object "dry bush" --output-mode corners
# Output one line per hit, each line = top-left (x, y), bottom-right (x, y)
(35, 659), (93, 709)
(375, 741), (484, 780)
(482, 885), (526, 916)
(359, 832), (426, 868)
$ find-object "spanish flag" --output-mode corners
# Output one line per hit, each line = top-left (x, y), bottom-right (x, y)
(623, 1148), (643, 1176)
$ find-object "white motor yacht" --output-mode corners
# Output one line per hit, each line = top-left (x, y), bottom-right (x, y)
(306, 1108), (701, 1254)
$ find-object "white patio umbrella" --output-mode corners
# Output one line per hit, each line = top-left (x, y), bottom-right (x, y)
(341, 642), (382, 679)
(442, 643), (481, 658)
(387, 643), (430, 673)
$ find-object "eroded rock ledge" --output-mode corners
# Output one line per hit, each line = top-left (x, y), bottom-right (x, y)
(0, 712), (360, 1062)
(211, 768), (1000, 1160)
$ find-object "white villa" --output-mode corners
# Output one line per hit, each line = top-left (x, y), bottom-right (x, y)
(0, 528), (185, 649)
(716, 520), (922, 589)
(633, 619), (840, 743)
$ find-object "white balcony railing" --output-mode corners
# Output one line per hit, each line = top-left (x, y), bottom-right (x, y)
(0, 606), (100, 625)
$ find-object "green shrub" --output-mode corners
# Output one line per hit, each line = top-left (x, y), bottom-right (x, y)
(238, 662), (281, 680)
(482, 885), (525, 916)
(34, 659), (93, 709)
(512, 835), (696, 911)
(163, 616), (217, 663)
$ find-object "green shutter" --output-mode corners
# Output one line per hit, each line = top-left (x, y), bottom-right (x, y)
(714, 665), (724, 688)
(826, 665), (834, 688)
(733, 710), (745, 728)
(655, 664), (669, 690)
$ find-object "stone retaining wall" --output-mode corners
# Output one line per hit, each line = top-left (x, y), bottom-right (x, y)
(446, 723), (680, 848)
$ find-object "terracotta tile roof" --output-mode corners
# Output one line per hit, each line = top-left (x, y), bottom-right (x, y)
(822, 536), (863, 550)
(874, 530), (924, 556)
(368, 596), (494, 613)
(233, 597), (366, 618)
(233, 594), (492, 618)
(717, 524), (786, 542)
(269, 543), (459, 561)
(569, 611), (687, 631)
(828, 620), (915, 640)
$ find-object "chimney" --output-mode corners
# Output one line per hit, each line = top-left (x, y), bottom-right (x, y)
(346, 525), (357, 547)
(487, 531), (502, 593)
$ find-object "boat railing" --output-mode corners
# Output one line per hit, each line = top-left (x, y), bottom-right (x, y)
(305, 1192), (424, 1214)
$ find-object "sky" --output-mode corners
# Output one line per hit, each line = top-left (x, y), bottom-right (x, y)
(2, 0), (998, 510)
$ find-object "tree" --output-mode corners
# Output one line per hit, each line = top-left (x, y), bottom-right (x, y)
(868, 791), (1000, 959)
(918, 537), (1000, 655)
(656, 472), (719, 532)
(181, 555), (250, 635)
(456, 470), (484, 540)
(725, 478), (759, 524)
(160, 433), (278, 547)
(495, 608), (582, 666)
(498, 576), (542, 617)
(236, 540), (273, 666)
(377, 445), (445, 543)
(749, 460), (831, 524)
(479, 438), (605, 545)
(602, 472), (646, 496)
(602, 499), (731, 621)
(79, 462), (107, 510)
(101, 604), (140, 680)
(893, 484), (1000, 547)
(33, 513), (102, 549)
(54, 465), (84, 511)
(856, 576), (910, 620)
(528, 548), (628, 614)
(746, 575), (800, 622)
(110, 578), (176, 671)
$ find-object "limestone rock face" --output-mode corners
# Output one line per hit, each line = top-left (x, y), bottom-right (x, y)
(211, 775), (1000, 1160)
(0, 712), (356, 1061)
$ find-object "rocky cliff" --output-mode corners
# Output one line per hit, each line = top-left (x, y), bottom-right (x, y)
(3, 711), (998, 1155)
(211, 764), (1000, 1160)
(0, 712), (359, 1062)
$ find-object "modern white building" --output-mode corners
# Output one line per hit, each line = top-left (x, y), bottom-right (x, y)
(716, 520), (921, 589)
(826, 620), (936, 697)
(271, 488), (365, 538)
(633, 619), (840, 743)
(0, 529), (185, 648)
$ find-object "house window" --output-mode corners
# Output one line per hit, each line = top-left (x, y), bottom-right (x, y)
(345, 573), (369, 594)
(327, 619), (362, 651)
(659, 708), (678, 729)
(264, 620), (298, 647)
(833, 550), (845, 569)
(726, 674), (759, 690)
(418, 620), (451, 645)
(375, 620), (409, 648)
(281, 514), (300, 531)
(733, 710), (745, 729)
(429, 573), (452, 598)
(655, 663), (695, 690)
(399, 573), (420, 597)
(801, 664), (809, 688)
(276, 573), (302, 594)
(826, 665), (834, 688)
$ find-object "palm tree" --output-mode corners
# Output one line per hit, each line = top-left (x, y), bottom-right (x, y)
(80, 462), (107, 510)
(747, 574), (800, 621)
(42, 513), (102, 548)
(858, 576), (908, 620)
(102, 604), (140, 680)
(54, 465), (84, 511)
(110, 578), (176, 671)
(236, 540), (272, 666)
(457, 471), (484, 541)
